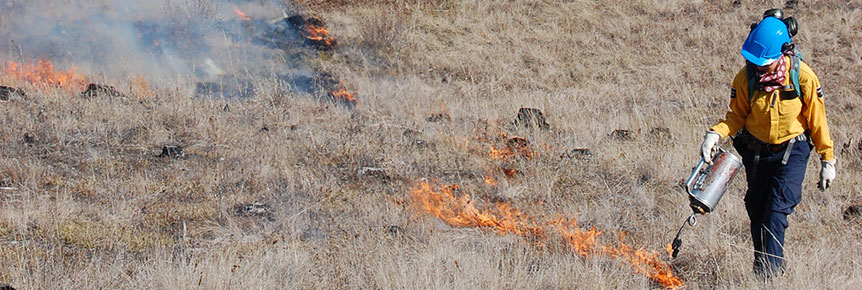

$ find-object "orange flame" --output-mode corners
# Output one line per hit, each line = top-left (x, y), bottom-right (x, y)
(411, 181), (683, 289)
(304, 23), (336, 47)
(484, 175), (497, 186)
(601, 233), (683, 289)
(489, 136), (534, 161)
(233, 6), (251, 21)
(3, 59), (86, 91)
(330, 87), (357, 108)
(489, 146), (516, 160)
(411, 182), (544, 238)
(501, 168), (517, 177)
(128, 74), (152, 97)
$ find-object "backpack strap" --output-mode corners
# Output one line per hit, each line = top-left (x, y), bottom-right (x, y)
(745, 62), (759, 103)
(788, 50), (802, 98)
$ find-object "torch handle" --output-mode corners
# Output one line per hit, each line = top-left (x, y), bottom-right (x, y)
(685, 158), (707, 195)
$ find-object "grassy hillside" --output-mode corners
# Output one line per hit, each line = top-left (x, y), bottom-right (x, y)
(1, 0), (861, 289)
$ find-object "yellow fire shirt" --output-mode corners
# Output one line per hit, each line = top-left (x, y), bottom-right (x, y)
(710, 56), (834, 161)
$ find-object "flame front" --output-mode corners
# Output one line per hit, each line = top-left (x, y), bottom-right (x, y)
(411, 181), (683, 289)
(233, 6), (251, 21)
(411, 182), (544, 238)
(3, 59), (86, 91)
(331, 88), (355, 102)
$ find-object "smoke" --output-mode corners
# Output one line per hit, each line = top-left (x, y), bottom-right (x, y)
(0, 0), (324, 96)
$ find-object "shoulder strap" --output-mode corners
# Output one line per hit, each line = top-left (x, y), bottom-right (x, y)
(745, 62), (758, 103)
(789, 50), (802, 98)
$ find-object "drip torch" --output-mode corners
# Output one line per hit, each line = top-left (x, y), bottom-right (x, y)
(671, 148), (743, 258)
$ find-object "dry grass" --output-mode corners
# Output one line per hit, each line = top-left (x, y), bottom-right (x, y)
(2, 0), (862, 289)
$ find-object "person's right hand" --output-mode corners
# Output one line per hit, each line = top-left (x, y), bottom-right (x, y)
(701, 131), (721, 164)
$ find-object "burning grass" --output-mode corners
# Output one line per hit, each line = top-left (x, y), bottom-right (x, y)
(411, 181), (683, 289)
(233, 6), (251, 22)
(2, 59), (86, 91)
(1, 0), (861, 289)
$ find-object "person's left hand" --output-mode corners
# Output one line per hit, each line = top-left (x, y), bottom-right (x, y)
(819, 159), (836, 192)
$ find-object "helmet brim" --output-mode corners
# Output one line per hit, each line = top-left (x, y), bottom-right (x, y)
(741, 49), (777, 67)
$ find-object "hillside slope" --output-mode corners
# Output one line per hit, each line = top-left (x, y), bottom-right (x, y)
(1, 0), (861, 289)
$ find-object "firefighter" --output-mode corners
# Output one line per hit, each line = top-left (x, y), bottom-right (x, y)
(700, 12), (836, 276)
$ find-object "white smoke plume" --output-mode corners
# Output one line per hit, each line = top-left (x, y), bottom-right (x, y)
(0, 0), (324, 97)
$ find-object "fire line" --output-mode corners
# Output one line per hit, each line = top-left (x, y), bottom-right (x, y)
(2, 59), (87, 91)
(411, 181), (683, 289)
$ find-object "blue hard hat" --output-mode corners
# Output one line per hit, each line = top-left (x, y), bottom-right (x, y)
(741, 17), (791, 66)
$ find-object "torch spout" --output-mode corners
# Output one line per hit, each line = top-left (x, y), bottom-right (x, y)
(671, 214), (697, 258)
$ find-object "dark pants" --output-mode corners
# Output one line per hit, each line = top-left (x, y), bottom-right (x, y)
(737, 139), (811, 275)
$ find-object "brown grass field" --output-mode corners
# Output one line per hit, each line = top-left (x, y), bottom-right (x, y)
(1, 0), (861, 289)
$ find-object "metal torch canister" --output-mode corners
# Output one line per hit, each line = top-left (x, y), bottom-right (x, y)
(684, 148), (744, 214)
(671, 148), (743, 258)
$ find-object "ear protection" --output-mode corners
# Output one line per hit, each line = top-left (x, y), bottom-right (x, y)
(750, 8), (798, 37)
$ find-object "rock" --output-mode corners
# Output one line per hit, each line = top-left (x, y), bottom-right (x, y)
(0, 86), (26, 101)
(784, 0), (798, 9)
(386, 225), (403, 235)
(157, 145), (185, 159)
(507, 136), (529, 150)
(526, 261), (540, 273)
(513, 108), (550, 130)
(22, 133), (36, 145)
(234, 202), (272, 220)
(81, 83), (125, 99)
(610, 129), (634, 141)
(649, 127), (671, 139)
(358, 167), (391, 183)
(426, 113), (451, 123)
(843, 205), (862, 221)
(561, 148), (592, 160)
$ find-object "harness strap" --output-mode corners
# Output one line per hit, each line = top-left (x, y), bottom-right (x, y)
(780, 134), (809, 165)
(781, 138), (797, 165)
(751, 144), (762, 182)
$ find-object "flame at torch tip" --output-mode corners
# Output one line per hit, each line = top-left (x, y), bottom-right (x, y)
(410, 181), (683, 289)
